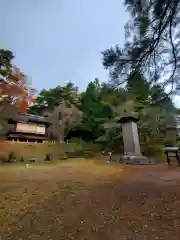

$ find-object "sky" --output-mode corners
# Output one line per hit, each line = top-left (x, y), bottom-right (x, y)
(0, 0), (128, 91)
(0, 0), (179, 106)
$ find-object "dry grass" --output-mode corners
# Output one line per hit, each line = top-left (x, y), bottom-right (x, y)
(0, 160), (180, 239)
(0, 160), (122, 231)
(0, 141), (71, 162)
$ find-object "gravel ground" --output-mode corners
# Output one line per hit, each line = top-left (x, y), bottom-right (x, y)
(0, 161), (180, 239)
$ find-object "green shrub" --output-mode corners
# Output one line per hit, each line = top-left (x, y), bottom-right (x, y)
(141, 144), (163, 157)
(19, 156), (24, 162)
(67, 138), (101, 158)
(44, 153), (52, 161)
(8, 151), (16, 163)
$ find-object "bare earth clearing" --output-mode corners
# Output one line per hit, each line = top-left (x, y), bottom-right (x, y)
(0, 160), (180, 239)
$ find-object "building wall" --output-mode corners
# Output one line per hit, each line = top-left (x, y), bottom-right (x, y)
(16, 123), (46, 135)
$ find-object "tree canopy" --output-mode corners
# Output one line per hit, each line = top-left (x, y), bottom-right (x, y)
(1, 3), (180, 155)
(27, 72), (176, 154)
(0, 50), (36, 114)
(102, 0), (180, 102)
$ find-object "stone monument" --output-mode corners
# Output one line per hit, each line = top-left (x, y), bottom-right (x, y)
(119, 116), (155, 165)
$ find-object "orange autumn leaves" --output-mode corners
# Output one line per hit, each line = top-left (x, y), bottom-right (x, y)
(0, 66), (36, 113)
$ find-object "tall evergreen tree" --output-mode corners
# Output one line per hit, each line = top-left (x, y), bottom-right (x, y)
(102, 0), (180, 101)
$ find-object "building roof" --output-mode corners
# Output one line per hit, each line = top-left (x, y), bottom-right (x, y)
(9, 113), (50, 125)
(118, 116), (139, 124)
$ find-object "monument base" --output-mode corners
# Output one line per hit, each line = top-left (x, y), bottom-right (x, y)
(119, 155), (156, 165)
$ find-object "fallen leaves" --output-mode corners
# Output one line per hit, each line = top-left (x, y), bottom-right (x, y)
(0, 161), (180, 239)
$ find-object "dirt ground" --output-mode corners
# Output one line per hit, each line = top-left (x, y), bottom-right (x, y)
(0, 160), (180, 239)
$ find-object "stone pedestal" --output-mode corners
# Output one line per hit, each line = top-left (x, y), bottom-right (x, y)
(118, 116), (155, 165)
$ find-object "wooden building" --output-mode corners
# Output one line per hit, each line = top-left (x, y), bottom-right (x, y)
(5, 113), (50, 142)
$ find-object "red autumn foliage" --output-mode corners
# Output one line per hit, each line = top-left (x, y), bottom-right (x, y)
(0, 66), (36, 113)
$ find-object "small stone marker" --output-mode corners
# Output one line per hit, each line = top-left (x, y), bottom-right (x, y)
(106, 151), (112, 163)
(108, 151), (112, 162)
